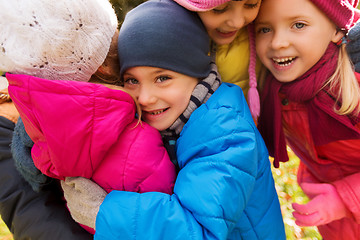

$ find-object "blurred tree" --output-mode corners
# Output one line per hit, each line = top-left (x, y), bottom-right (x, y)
(109, 0), (148, 26)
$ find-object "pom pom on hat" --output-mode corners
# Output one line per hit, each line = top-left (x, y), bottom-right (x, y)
(310, 0), (360, 31)
(173, 0), (232, 11)
(0, 0), (118, 82)
(119, 0), (211, 79)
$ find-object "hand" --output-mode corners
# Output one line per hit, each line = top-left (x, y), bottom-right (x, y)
(347, 21), (360, 72)
(61, 177), (107, 230)
(12, 118), (50, 192)
(292, 182), (351, 227)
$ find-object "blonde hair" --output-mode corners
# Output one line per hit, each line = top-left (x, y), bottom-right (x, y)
(326, 43), (360, 116)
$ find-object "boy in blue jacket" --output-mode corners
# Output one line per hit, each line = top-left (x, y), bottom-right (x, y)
(61, 0), (286, 239)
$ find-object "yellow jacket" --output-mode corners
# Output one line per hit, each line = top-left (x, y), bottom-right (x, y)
(215, 28), (263, 99)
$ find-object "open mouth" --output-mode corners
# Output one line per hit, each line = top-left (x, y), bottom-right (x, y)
(147, 108), (169, 115)
(217, 29), (237, 37)
(272, 57), (296, 67)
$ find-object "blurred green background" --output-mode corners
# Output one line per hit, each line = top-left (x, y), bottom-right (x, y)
(0, 0), (323, 239)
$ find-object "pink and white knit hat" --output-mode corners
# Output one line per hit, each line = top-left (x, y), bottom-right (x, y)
(311, 0), (360, 31)
(173, 0), (232, 11)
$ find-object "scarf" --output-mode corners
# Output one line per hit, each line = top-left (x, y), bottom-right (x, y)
(258, 43), (360, 168)
(161, 62), (221, 170)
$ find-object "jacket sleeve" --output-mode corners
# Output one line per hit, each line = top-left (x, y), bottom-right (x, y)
(8, 74), (137, 179)
(333, 172), (360, 223)
(0, 116), (92, 240)
(95, 105), (259, 239)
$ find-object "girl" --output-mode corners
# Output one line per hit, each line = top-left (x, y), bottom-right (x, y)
(62, 0), (286, 239)
(255, 0), (360, 239)
(174, 0), (360, 122)
(2, 0), (176, 234)
(174, 0), (264, 120)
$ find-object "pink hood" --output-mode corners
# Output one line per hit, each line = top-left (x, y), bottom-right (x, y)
(7, 74), (175, 194)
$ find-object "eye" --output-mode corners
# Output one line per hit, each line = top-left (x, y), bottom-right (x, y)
(156, 75), (171, 83)
(294, 22), (306, 29)
(245, 1), (260, 9)
(212, 3), (229, 14)
(257, 27), (271, 34)
(124, 78), (139, 85)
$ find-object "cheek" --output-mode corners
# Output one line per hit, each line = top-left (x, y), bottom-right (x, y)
(245, 10), (260, 24)
(199, 14), (218, 32)
(173, 88), (194, 111)
(124, 88), (139, 100)
(255, 39), (267, 60)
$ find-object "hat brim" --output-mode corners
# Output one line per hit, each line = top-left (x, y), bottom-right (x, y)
(173, 0), (229, 12)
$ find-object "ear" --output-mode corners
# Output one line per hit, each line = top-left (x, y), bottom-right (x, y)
(331, 30), (345, 44)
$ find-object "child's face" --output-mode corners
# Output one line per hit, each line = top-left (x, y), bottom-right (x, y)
(198, 0), (261, 45)
(254, 0), (343, 83)
(123, 66), (198, 131)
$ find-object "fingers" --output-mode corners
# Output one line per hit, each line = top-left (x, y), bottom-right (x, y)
(292, 208), (322, 226)
(292, 197), (325, 226)
(292, 201), (319, 217)
(64, 177), (107, 197)
(64, 177), (92, 193)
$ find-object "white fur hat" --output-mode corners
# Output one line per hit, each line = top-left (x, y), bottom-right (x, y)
(0, 0), (118, 82)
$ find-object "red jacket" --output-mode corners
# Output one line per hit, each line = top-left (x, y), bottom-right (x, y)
(281, 92), (360, 239)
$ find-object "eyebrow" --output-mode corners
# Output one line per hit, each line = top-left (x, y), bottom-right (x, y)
(256, 15), (309, 24)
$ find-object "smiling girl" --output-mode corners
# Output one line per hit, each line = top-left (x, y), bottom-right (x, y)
(255, 0), (360, 239)
(174, 0), (264, 120)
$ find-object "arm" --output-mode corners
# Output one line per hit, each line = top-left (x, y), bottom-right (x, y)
(94, 106), (258, 239)
(0, 115), (92, 240)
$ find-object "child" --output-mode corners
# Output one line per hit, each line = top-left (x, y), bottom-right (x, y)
(174, 0), (360, 123)
(174, 0), (264, 120)
(255, 0), (360, 239)
(1, 0), (176, 233)
(61, 0), (286, 239)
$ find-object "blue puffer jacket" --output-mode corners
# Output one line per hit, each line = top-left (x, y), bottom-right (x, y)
(95, 83), (285, 240)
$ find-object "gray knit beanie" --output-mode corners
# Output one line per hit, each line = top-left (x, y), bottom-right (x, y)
(118, 0), (211, 79)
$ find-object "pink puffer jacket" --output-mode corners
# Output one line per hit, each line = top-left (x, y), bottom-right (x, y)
(7, 73), (175, 194)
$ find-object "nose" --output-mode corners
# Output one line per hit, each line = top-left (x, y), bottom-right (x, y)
(137, 85), (157, 107)
(271, 30), (290, 49)
(225, 9), (245, 29)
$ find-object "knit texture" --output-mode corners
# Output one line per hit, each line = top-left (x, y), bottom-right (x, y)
(0, 0), (118, 82)
(247, 23), (260, 119)
(11, 118), (49, 192)
(161, 62), (221, 172)
(173, 0), (232, 11)
(347, 21), (360, 72)
(162, 62), (221, 137)
(119, 0), (211, 78)
(310, 0), (360, 31)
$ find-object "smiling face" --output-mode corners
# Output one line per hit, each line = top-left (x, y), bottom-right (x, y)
(123, 66), (199, 131)
(197, 0), (261, 45)
(254, 0), (344, 83)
